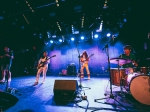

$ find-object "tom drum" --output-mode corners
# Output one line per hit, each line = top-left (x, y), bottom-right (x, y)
(110, 68), (127, 86)
(140, 67), (149, 74)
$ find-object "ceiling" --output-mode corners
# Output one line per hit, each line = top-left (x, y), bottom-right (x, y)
(0, 0), (150, 50)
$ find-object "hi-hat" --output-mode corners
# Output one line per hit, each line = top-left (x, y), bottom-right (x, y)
(110, 57), (132, 64)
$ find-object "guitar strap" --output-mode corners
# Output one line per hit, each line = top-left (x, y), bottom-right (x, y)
(46, 56), (49, 60)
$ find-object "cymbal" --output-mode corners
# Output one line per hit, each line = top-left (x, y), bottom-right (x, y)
(110, 57), (132, 64)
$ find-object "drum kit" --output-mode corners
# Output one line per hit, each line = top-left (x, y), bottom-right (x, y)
(110, 57), (150, 105)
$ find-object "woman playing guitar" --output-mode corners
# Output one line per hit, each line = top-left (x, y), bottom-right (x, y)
(80, 50), (93, 80)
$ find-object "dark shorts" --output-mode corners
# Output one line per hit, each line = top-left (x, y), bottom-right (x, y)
(1, 64), (11, 71)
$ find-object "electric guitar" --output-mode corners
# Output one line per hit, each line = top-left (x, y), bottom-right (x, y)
(80, 54), (94, 65)
(37, 55), (56, 70)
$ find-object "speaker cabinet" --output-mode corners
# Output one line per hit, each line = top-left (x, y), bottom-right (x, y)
(67, 64), (77, 75)
(0, 92), (19, 110)
(53, 80), (78, 104)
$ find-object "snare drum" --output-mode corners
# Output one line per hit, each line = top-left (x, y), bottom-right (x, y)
(128, 75), (150, 105)
(110, 68), (127, 86)
(125, 67), (134, 74)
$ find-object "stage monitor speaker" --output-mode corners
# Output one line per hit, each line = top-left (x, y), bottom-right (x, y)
(53, 80), (78, 104)
(0, 92), (19, 110)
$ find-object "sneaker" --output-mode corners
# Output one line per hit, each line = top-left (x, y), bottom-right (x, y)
(88, 76), (90, 80)
(8, 79), (11, 82)
(33, 82), (38, 86)
(0, 80), (5, 83)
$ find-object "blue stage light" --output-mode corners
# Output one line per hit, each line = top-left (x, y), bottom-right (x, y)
(50, 40), (53, 43)
(81, 36), (84, 40)
(59, 39), (62, 42)
(71, 37), (74, 41)
(94, 34), (98, 38)
(106, 33), (111, 37)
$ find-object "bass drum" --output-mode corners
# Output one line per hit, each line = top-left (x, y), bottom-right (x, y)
(128, 75), (150, 105)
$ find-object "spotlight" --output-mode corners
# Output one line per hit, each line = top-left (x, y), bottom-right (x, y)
(106, 33), (111, 37)
(59, 39), (62, 42)
(50, 40), (53, 43)
(71, 37), (74, 41)
(81, 36), (84, 40)
(123, 18), (127, 22)
(94, 34), (98, 38)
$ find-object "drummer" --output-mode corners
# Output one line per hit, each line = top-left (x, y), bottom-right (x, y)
(119, 45), (138, 73)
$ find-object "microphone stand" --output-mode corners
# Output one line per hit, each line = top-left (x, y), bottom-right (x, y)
(75, 43), (91, 89)
(94, 36), (128, 111)
(5, 70), (9, 92)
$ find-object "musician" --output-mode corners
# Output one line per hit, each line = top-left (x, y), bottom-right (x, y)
(80, 50), (90, 79)
(33, 51), (50, 86)
(119, 45), (138, 73)
(0, 47), (14, 83)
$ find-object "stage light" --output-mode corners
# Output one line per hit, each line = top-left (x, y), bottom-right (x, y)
(39, 34), (42, 39)
(59, 39), (62, 42)
(81, 36), (84, 40)
(106, 33), (111, 37)
(50, 40), (53, 43)
(123, 18), (127, 22)
(94, 34), (98, 38)
(71, 37), (74, 41)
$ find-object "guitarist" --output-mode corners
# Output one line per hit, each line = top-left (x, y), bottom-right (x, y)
(0, 47), (14, 83)
(80, 50), (91, 80)
(33, 51), (50, 86)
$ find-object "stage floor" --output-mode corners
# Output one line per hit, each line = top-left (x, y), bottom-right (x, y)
(0, 75), (150, 112)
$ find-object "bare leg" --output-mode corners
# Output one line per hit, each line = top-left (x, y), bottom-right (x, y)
(2, 70), (6, 81)
(8, 71), (11, 82)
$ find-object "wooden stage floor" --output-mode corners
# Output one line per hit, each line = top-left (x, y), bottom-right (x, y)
(0, 75), (150, 112)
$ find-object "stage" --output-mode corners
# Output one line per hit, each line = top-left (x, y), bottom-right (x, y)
(0, 75), (150, 112)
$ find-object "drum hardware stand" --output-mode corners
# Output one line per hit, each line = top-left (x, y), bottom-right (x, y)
(3, 70), (18, 94)
(75, 43), (91, 90)
(117, 61), (125, 96)
(5, 70), (10, 92)
(94, 37), (128, 111)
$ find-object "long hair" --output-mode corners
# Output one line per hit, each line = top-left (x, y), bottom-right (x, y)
(81, 51), (88, 60)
